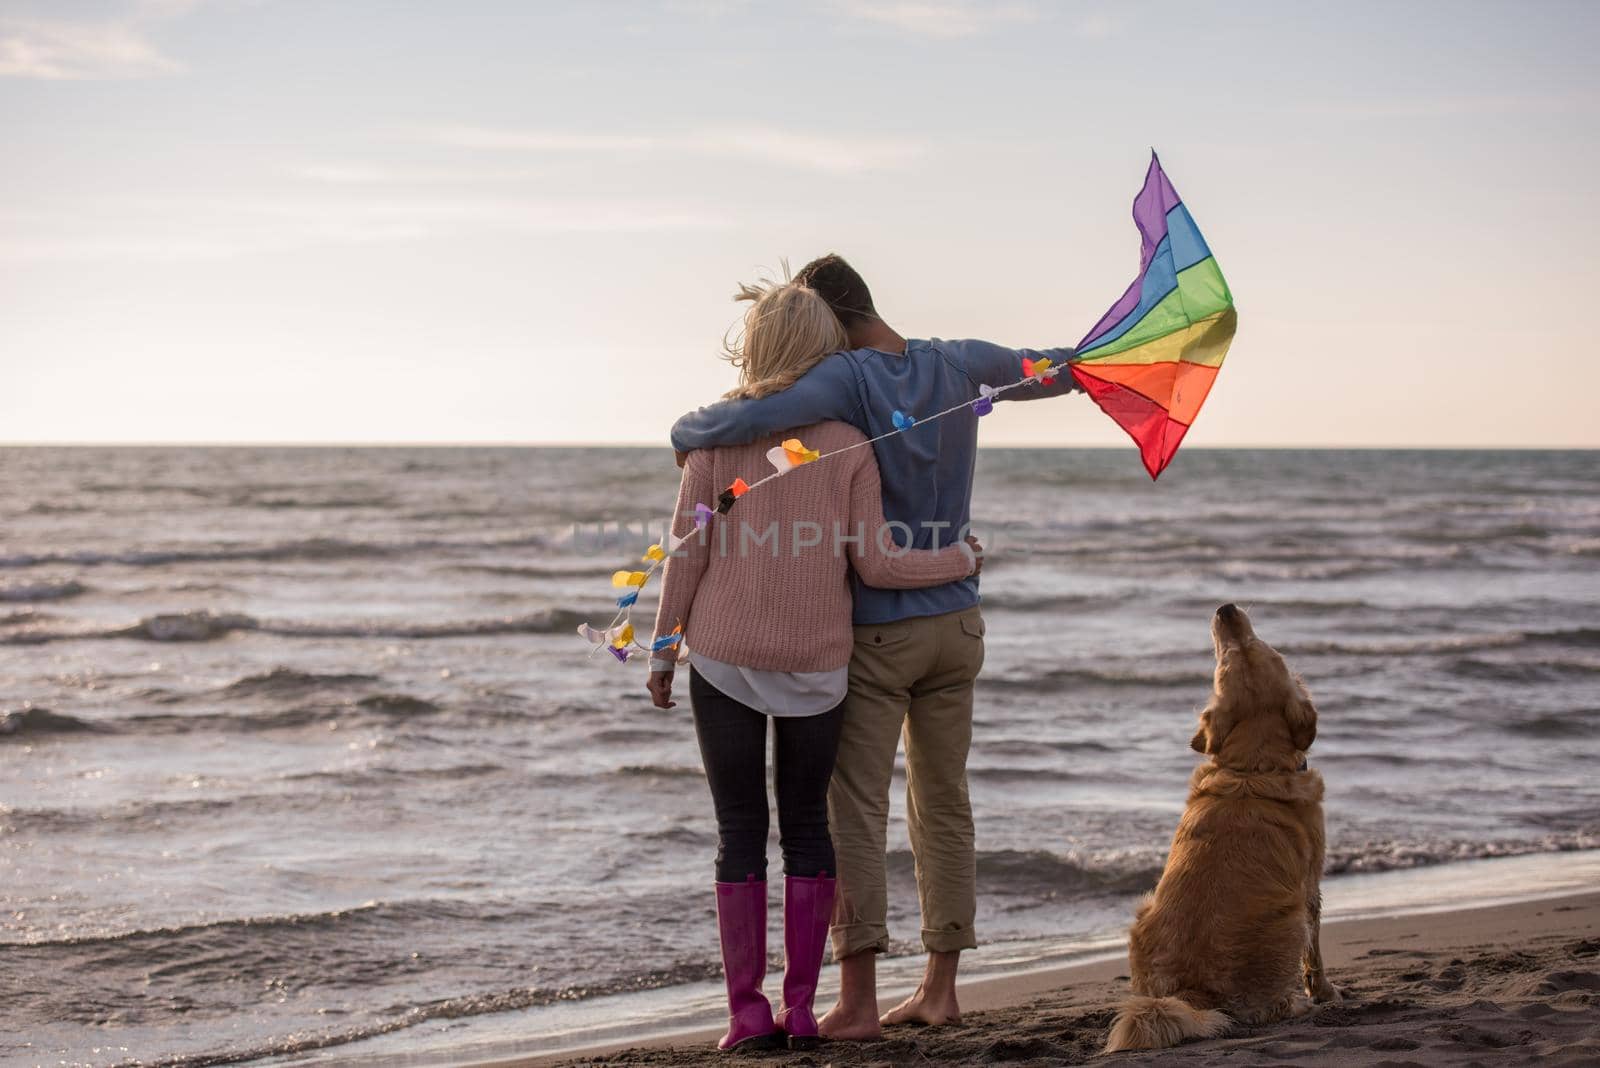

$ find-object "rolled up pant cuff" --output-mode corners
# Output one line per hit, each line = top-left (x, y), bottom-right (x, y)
(922, 925), (977, 954)
(829, 922), (890, 960)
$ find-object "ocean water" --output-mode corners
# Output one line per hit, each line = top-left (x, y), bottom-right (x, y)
(2, 446), (1597, 1067)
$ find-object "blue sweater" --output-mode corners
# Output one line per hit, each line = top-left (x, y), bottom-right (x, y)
(669, 338), (1078, 625)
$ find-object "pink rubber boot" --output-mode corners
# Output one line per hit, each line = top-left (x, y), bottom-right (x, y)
(714, 877), (777, 1051)
(774, 874), (837, 1050)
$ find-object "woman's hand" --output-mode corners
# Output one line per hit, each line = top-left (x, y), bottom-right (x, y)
(648, 669), (676, 709)
(965, 535), (985, 576)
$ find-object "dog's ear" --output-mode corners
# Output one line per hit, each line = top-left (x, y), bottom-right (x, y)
(1191, 697), (1232, 755)
(1285, 676), (1317, 752)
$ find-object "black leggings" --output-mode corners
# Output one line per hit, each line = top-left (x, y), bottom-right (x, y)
(690, 667), (844, 883)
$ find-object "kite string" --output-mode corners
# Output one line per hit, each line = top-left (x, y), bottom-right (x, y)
(725, 371), (1055, 496)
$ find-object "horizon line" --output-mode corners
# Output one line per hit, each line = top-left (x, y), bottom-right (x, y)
(2, 441), (1595, 451)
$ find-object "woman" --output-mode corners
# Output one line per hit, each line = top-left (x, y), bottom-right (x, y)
(646, 279), (979, 1052)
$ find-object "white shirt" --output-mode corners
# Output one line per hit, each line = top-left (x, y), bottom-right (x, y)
(652, 652), (846, 718)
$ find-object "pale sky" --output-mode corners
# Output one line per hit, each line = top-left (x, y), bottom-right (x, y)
(4, 0), (1597, 446)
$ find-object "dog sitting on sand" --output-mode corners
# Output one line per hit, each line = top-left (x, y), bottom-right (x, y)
(1105, 604), (1339, 1053)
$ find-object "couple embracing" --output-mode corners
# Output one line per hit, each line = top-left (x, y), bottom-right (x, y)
(646, 254), (1079, 1051)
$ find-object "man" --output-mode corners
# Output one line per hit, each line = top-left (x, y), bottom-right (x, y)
(670, 254), (1080, 1039)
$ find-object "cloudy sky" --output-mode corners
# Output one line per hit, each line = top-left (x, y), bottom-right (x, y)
(4, 0), (1596, 445)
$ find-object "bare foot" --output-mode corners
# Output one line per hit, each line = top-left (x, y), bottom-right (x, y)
(880, 983), (961, 1027)
(819, 999), (882, 1041)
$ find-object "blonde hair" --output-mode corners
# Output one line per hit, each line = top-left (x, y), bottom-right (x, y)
(722, 274), (847, 400)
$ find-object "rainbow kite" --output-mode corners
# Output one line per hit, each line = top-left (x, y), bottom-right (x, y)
(1069, 153), (1236, 479)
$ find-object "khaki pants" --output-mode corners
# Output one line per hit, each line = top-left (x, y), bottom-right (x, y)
(827, 604), (985, 959)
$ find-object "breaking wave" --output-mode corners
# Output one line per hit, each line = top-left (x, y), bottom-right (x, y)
(0, 608), (593, 645)
(980, 665), (1212, 693)
(0, 707), (103, 738)
(1324, 831), (1600, 875)
(1278, 626), (1600, 659)
(217, 668), (383, 698)
(1277, 633), (1527, 657)
(1500, 710), (1598, 738)
(279, 763), (506, 788)
(877, 833), (1600, 905)
(1445, 657), (1600, 684)
(0, 578), (88, 602)
(980, 591), (1106, 613)
(2, 686), (453, 741)
(614, 764), (705, 781)
(889, 848), (1165, 900)
(0, 533), (548, 570)
(114, 696), (445, 736)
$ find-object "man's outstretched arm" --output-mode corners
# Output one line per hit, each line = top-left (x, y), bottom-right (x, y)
(669, 355), (863, 453)
(940, 339), (1080, 402)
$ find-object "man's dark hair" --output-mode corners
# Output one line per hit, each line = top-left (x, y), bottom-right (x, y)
(794, 253), (876, 328)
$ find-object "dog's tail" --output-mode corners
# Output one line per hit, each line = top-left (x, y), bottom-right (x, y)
(1103, 995), (1230, 1052)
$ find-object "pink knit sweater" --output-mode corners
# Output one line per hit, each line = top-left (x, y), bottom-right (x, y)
(651, 421), (974, 672)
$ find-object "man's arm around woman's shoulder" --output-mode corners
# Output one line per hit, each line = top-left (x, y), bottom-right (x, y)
(669, 354), (863, 454)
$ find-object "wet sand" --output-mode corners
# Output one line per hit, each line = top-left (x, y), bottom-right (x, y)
(511, 891), (1599, 1066)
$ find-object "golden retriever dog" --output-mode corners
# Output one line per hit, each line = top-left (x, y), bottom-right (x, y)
(1104, 603), (1338, 1053)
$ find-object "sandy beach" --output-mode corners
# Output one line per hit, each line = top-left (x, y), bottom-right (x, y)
(519, 891), (1599, 1067)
